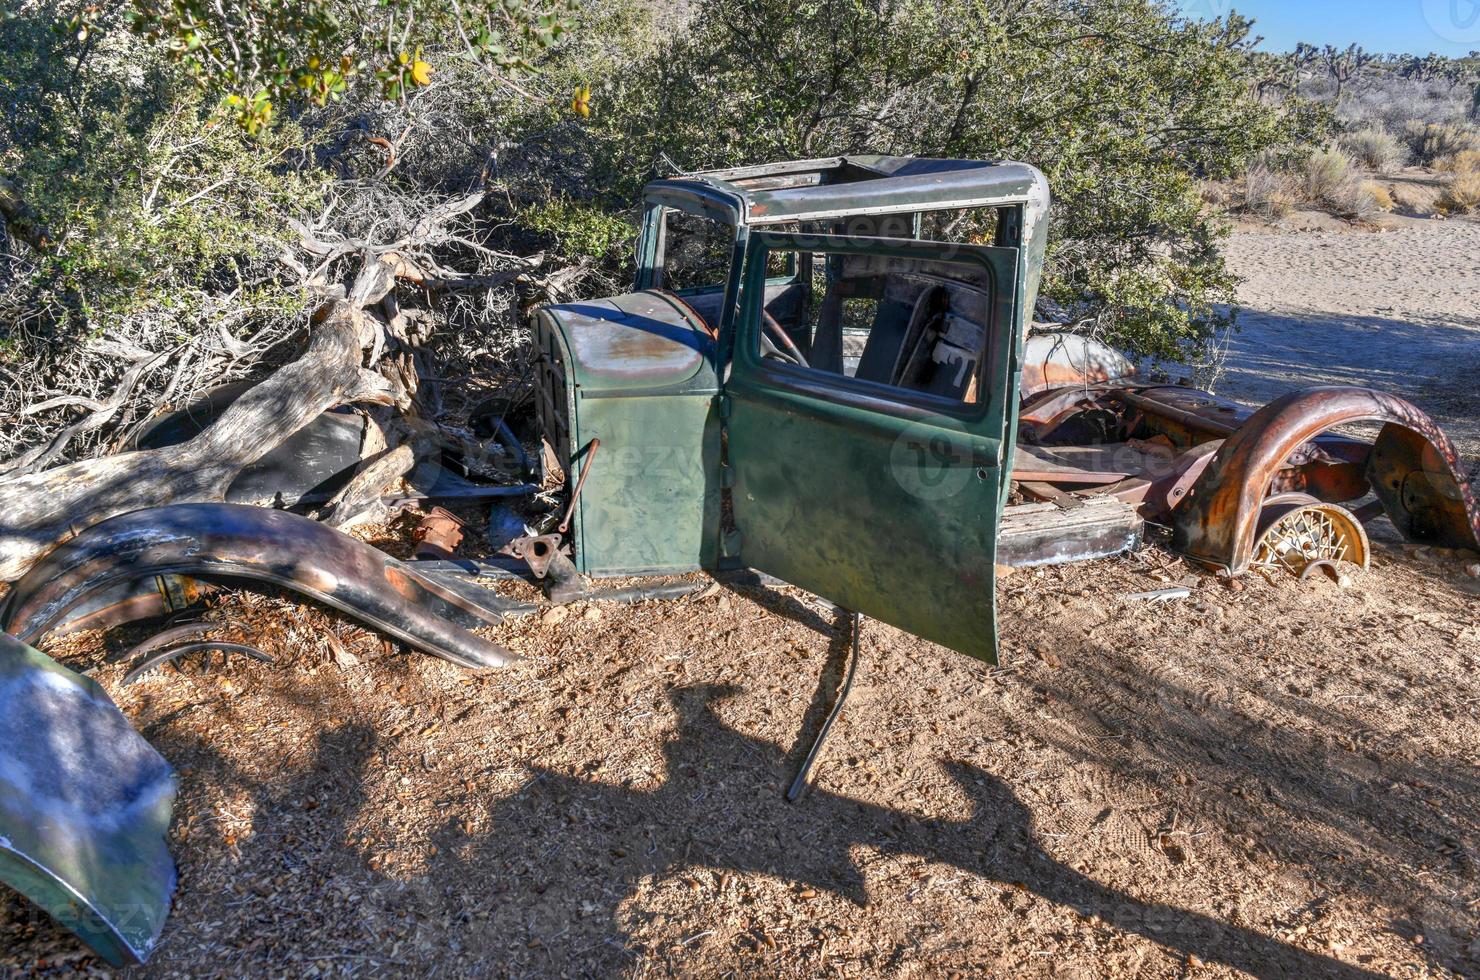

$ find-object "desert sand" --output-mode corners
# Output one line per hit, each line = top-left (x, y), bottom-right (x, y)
(1220, 219), (1480, 465)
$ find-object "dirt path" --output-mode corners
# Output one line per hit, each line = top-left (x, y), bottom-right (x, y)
(3, 225), (1479, 979)
(1219, 219), (1480, 465)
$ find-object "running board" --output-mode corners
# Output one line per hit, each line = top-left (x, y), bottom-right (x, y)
(998, 497), (1143, 568)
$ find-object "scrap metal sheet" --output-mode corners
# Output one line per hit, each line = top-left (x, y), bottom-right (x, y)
(0, 633), (176, 966)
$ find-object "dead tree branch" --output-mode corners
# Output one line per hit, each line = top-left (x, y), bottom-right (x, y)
(0, 258), (402, 580)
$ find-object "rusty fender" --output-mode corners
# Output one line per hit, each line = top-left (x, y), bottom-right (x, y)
(1019, 332), (1135, 398)
(0, 504), (518, 670)
(1172, 387), (1480, 573)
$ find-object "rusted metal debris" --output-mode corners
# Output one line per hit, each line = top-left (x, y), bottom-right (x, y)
(1009, 368), (1480, 576)
(557, 437), (600, 534)
(413, 506), (467, 561)
(501, 533), (564, 580)
(0, 503), (519, 670)
(116, 622), (277, 686)
(1169, 386), (1480, 573)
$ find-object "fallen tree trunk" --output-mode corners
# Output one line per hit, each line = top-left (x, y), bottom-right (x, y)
(0, 190), (543, 581)
(0, 268), (401, 580)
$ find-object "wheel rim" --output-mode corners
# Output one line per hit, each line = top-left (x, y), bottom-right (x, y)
(1250, 500), (1370, 580)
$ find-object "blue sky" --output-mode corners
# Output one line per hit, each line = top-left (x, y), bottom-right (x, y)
(1176, 0), (1480, 57)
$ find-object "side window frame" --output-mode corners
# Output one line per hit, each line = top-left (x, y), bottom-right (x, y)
(642, 206), (740, 297)
(734, 230), (1009, 424)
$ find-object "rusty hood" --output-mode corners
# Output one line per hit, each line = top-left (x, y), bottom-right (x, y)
(539, 290), (715, 393)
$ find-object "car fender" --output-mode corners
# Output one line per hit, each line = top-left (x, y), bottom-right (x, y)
(0, 632), (177, 966)
(1171, 386), (1480, 573)
(0, 504), (518, 670)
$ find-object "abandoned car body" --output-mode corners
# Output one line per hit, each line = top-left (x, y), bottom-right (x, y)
(2, 156), (1478, 965)
(531, 155), (1480, 657)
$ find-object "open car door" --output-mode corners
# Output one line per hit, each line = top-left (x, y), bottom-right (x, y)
(724, 231), (1024, 663)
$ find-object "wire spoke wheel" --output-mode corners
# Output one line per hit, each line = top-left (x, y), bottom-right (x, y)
(1251, 497), (1370, 582)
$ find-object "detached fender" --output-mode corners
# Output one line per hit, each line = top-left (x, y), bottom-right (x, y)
(1172, 386), (1480, 573)
(0, 503), (517, 670)
(0, 632), (176, 966)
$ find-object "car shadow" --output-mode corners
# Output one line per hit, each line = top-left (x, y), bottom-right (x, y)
(413, 680), (1388, 977)
(80, 574), (1472, 977)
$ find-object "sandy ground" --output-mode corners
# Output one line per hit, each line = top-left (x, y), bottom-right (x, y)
(2, 221), (1479, 979)
(1219, 219), (1480, 467)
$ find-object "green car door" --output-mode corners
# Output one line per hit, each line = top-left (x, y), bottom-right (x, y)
(723, 231), (1024, 663)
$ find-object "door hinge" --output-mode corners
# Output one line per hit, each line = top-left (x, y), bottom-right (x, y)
(719, 462), (736, 489)
(716, 393), (732, 420)
(721, 528), (743, 558)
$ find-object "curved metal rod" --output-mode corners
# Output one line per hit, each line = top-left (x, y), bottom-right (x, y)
(108, 622), (218, 664)
(787, 611), (862, 803)
(558, 439), (600, 534)
(124, 642), (276, 686)
(0, 503), (518, 670)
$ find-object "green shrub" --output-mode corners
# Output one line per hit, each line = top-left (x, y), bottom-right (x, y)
(520, 197), (635, 260)
(576, 0), (1331, 363)
(1403, 121), (1480, 165)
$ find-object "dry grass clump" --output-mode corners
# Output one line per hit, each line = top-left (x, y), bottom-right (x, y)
(1300, 148), (1351, 200)
(1436, 149), (1480, 174)
(1339, 127), (1409, 172)
(1363, 181), (1395, 212)
(1222, 164), (1296, 219)
(1437, 147), (1480, 211)
(1438, 172), (1480, 214)
(1297, 148), (1378, 218)
(1403, 121), (1480, 166)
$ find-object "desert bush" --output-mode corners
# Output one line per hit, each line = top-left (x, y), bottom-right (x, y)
(1228, 165), (1297, 218)
(579, 0), (1329, 364)
(0, 0), (1334, 467)
(1292, 148), (1380, 217)
(519, 197), (635, 260)
(1300, 148), (1353, 201)
(1439, 173), (1480, 214)
(1437, 149), (1480, 174)
(117, 0), (570, 133)
(1338, 76), (1475, 132)
(1363, 181), (1395, 212)
(1339, 127), (1409, 171)
(1403, 121), (1480, 165)
(1322, 178), (1379, 218)
(0, 8), (327, 463)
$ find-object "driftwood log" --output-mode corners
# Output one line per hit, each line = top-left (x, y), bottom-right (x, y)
(0, 255), (403, 581)
(0, 184), (558, 582)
